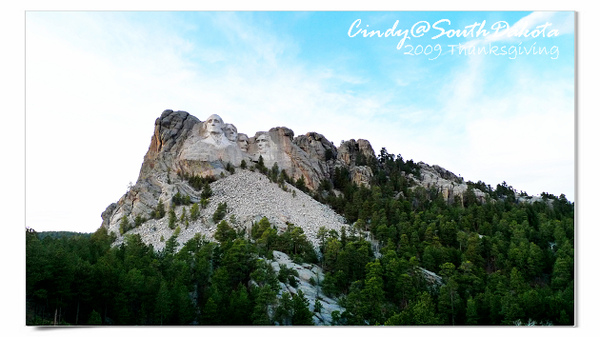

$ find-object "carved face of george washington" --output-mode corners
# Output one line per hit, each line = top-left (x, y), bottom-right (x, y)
(204, 114), (224, 135)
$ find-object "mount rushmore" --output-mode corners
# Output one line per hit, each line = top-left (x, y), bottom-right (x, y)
(101, 109), (486, 243)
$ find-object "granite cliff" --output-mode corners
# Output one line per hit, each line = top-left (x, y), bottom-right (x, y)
(101, 109), (487, 242)
(96, 109), (492, 325)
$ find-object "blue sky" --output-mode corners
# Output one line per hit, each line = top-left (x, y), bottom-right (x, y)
(25, 11), (574, 233)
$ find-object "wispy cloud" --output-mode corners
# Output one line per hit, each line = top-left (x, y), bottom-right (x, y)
(26, 12), (397, 231)
(460, 11), (573, 48)
(26, 11), (574, 232)
(417, 12), (574, 196)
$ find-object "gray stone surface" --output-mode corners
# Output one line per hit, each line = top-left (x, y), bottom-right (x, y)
(101, 109), (491, 240)
(97, 109), (505, 325)
(269, 251), (342, 325)
(416, 162), (486, 206)
(111, 170), (349, 253)
(102, 110), (378, 231)
(336, 139), (376, 187)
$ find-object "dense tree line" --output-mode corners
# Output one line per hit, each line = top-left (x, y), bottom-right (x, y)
(309, 147), (574, 325)
(26, 217), (316, 326)
(26, 147), (574, 325)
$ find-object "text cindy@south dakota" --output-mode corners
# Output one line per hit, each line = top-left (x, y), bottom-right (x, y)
(347, 19), (560, 60)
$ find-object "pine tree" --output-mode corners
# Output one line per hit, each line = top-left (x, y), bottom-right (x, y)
(86, 310), (102, 325)
(295, 175), (307, 192)
(274, 292), (294, 325)
(155, 281), (171, 325)
(134, 215), (145, 227)
(362, 260), (385, 324)
(154, 199), (166, 219)
(466, 296), (479, 324)
(180, 207), (187, 223)
(168, 208), (177, 230)
(202, 297), (219, 325)
(215, 220), (236, 244)
(190, 203), (200, 221)
(314, 298), (323, 313)
(252, 286), (275, 325)
(257, 155), (266, 173)
(227, 284), (251, 324)
(201, 182), (213, 200)
(119, 216), (130, 235)
(212, 202), (228, 223)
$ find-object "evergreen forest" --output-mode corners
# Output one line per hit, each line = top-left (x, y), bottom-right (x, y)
(26, 148), (574, 326)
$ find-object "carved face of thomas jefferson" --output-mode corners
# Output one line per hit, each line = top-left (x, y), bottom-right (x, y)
(224, 124), (238, 142)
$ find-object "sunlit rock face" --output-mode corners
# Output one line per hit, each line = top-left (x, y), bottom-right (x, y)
(245, 127), (335, 191)
(178, 115), (245, 176)
(101, 109), (486, 237)
(102, 110), (353, 233)
(416, 162), (487, 206)
(336, 139), (376, 188)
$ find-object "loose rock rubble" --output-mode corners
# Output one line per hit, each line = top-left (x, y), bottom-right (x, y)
(113, 170), (349, 252)
(103, 110), (488, 237)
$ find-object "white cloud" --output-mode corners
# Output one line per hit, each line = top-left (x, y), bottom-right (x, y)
(406, 12), (575, 200)
(25, 12), (397, 232)
(460, 11), (573, 48)
(430, 59), (574, 198)
(25, 11), (575, 233)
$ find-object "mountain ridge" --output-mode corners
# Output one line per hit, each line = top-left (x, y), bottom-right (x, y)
(101, 109), (495, 243)
(26, 109), (575, 326)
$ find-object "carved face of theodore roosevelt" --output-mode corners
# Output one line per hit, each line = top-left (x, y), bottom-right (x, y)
(237, 134), (249, 152)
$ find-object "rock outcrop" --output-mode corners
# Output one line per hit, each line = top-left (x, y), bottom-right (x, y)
(101, 109), (487, 237)
(102, 110), (380, 233)
(415, 162), (487, 206)
(110, 170), (349, 252)
(336, 139), (376, 187)
(269, 251), (342, 325)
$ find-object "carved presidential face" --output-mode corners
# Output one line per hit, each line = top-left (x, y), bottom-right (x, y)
(237, 134), (249, 152)
(205, 114), (224, 134)
(256, 134), (270, 152)
(224, 124), (238, 142)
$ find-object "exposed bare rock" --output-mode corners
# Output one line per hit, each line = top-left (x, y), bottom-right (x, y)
(101, 109), (490, 235)
(337, 139), (375, 166)
(349, 165), (373, 186)
(103, 111), (365, 231)
(94, 108), (517, 326)
(293, 132), (338, 181)
(140, 109), (200, 180)
(101, 203), (117, 228)
(102, 110), (198, 230)
(416, 162), (486, 206)
(294, 132), (337, 163)
(419, 267), (443, 286)
(269, 251), (342, 325)
(335, 139), (376, 187)
(110, 170), (349, 253)
(248, 126), (323, 190)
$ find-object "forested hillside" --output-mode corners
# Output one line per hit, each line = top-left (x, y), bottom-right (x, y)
(26, 148), (574, 326)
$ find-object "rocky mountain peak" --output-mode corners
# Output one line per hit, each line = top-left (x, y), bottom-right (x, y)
(101, 109), (487, 241)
